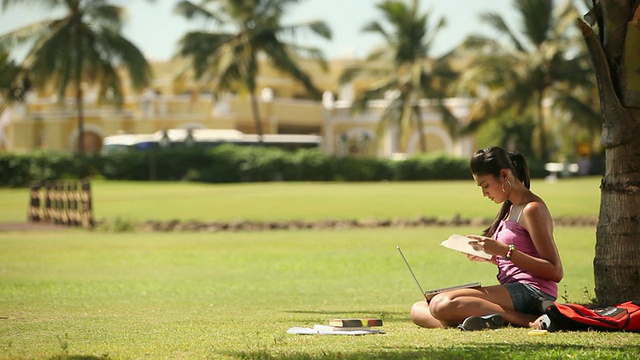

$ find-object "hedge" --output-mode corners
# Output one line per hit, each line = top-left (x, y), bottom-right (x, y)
(0, 145), (549, 187)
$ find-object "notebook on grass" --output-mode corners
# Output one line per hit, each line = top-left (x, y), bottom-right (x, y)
(396, 245), (481, 301)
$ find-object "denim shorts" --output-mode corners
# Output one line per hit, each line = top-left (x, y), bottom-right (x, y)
(504, 282), (556, 315)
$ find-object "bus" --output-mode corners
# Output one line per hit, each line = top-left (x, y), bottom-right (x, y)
(102, 129), (323, 154)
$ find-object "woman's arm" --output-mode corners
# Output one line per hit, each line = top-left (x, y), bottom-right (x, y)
(467, 201), (564, 282)
(511, 201), (564, 282)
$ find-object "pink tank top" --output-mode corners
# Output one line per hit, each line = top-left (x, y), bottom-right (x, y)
(494, 219), (558, 298)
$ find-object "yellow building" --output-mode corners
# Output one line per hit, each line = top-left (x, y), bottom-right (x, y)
(0, 58), (474, 158)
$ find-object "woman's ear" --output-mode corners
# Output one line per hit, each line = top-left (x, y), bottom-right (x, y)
(500, 169), (510, 181)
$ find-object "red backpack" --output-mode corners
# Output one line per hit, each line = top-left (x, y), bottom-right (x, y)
(543, 300), (640, 332)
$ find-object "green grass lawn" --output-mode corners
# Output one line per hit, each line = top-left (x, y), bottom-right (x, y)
(1, 178), (637, 359)
(0, 227), (636, 359)
(0, 177), (602, 223)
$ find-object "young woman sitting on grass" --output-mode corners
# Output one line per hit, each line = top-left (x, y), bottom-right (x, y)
(410, 146), (563, 330)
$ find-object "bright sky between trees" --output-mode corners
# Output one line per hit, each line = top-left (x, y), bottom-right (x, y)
(0, 0), (557, 61)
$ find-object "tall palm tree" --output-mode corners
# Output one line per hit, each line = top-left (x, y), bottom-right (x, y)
(0, 0), (153, 154)
(174, 0), (331, 140)
(455, 0), (598, 162)
(0, 50), (30, 117)
(0, 50), (30, 150)
(581, 0), (640, 303)
(340, 0), (458, 154)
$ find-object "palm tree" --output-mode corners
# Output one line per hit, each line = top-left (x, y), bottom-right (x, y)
(0, 50), (31, 150)
(174, 0), (331, 140)
(581, 1), (640, 303)
(0, 0), (153, 154)
(339, 0), (458, 154)
(0, 50), (30, 117)
(455, 0), (598, 162)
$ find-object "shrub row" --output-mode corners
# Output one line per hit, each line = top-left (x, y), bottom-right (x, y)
(0, 145), (549, 187)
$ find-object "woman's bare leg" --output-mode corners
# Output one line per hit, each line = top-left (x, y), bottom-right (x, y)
(416, 285), (539, 328)
(410, 300), (446, 328)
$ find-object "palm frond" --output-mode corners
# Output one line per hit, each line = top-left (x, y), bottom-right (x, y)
(275, 19), (332, 40)
(515, 0), (554, 47)
(96, 29), (152, 89)
(479, 12), (525, 52)
(551, 92), (601, 130)
(262, 39), (322, 99)
(283, 43), (328, 70)
(177, 31), (234, 78)
(0, 20), (51, 50)
(423, 16), (446, 52)
(436, 102), (461, 138)
(96, 62), (124, 105)
(1, 0), (58, 11)
(174, 0), (224, 24)
(25, 19), (75, 93)
(89, 3), (125, 33)
(0, 50), (31, 103)
(307, 20), (332, 39)
(361, 20), (391, 43)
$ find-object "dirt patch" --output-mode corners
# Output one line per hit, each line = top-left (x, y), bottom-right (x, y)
(1, 216), (598, 233)
(0, 222), (71, 232)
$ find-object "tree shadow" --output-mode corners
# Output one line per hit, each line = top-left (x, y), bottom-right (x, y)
(224, 343), (640, 359)
(283, 309), (408, 324)
(47, 356), (108, 360)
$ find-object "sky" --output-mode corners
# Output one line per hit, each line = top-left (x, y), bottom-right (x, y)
(0, 0), (528, 61)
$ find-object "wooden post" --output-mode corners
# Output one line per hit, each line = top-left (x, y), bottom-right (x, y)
(53, 183), (63, 224)
(69, 182), (79, 226)
(81, 180), (94, 228)
(44, 182), (52, 222)
(28, 182), (42, 222)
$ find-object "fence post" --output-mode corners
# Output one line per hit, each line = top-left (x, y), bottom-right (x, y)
(52, 183), (61, 224)
(81, 180), (94, 228)
(44, 182), (52, 222)
(68, 182), (79, 226)
(27, 182), (42, 222)
(26, 179), (94, 228)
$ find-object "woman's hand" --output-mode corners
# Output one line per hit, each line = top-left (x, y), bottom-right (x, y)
(467, 234), (507, 259)
(466, 253), (497, 265)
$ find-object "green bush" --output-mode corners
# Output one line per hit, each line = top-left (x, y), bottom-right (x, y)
(395, 152), (471, 180)
(0, 146), (555, 187)
(291, 148), (334, 181)
(102, 151), (151, 181)
(0, 151), (101, 187)
(194, 144), (247, 183)
(0, 152), (31, 187)
(332, 156), (396, 181)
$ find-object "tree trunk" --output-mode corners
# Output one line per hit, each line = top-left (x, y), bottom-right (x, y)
(76, 81), (85, 155)
(580, 2), (640, 304)
(535, 89), (548, 163)
(412, 104), (427, 153)
(249, 91), (264, 142)
(596, 142), (640, 303)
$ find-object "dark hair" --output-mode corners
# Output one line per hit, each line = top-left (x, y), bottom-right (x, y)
(470, 146), (530, 237)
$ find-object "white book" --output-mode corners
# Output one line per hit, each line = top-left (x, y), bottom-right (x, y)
(286, 325), (383, 335)
(440, 234), (493, 259)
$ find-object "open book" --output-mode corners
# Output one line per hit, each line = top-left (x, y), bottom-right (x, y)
(440, 234), (492, 259)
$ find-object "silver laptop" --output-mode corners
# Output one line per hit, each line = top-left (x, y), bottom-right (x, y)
(396, 246), (481, 301)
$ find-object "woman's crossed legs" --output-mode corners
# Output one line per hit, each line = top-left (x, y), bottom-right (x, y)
(410, 285), (540, 328)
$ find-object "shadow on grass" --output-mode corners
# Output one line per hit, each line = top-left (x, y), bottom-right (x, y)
(48, 356), (108, 360)
(285, 310), (406, 315)
(284, 310), (407, 321)
(224, 343), (640, 359)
